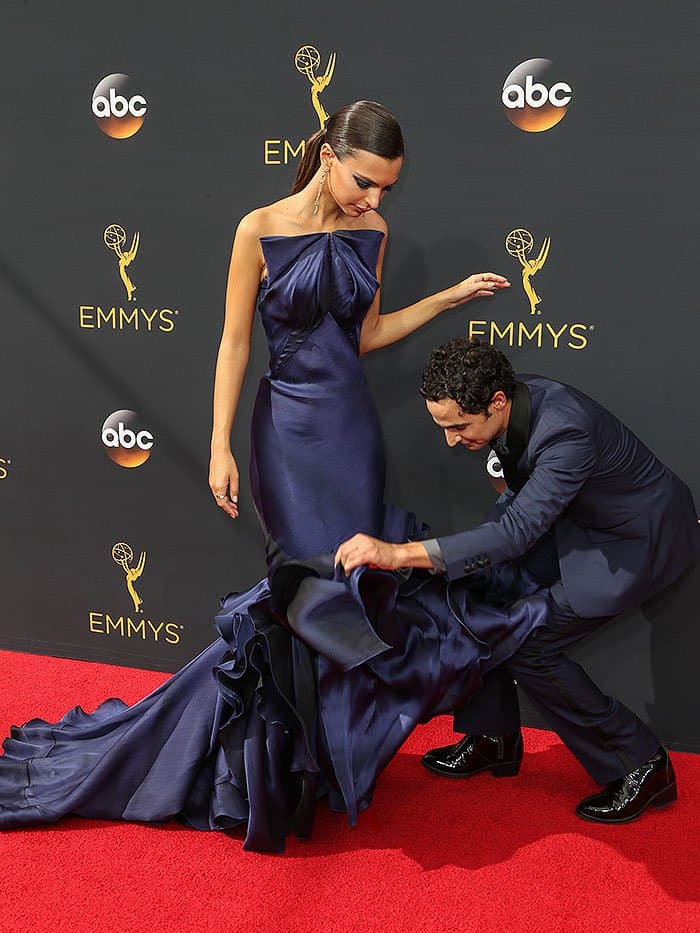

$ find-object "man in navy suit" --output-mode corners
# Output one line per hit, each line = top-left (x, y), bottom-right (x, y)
(335, 337), (699, 823)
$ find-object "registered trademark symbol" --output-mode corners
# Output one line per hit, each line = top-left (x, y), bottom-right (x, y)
(174, 309), (180, 315)
(589, 325), (595, 331)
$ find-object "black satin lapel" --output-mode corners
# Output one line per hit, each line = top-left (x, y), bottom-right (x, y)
(502, 381), (532, 492)
(508, 381), (532, 466)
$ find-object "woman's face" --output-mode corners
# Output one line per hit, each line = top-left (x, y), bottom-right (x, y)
(322, 145), (402, 217)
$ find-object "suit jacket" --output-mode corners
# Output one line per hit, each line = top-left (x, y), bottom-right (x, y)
(437, 375), (700, 618)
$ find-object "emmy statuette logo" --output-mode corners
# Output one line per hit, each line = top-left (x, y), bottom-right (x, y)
(505, 228), (551, 315)
(294, 45), (336, 128)
(78, 225), (180, 334)
(264, 44), (337, 165)
(466, 228), (594, 351)
(88, 542), (183, 646)
(101, 410), (154, 468)
(104, 224), (139, 301)
(112, 541), (146, 614)
(502, 59), (572, 132)
(92, 74), (147, 139)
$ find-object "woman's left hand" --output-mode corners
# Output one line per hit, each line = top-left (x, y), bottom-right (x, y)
(444, 272), (510, 309)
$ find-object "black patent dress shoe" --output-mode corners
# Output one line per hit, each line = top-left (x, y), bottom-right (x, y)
(576, 746), (677, 824)
(421, 732), (523, 778)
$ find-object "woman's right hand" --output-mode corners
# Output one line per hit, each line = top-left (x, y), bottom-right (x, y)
(209, 449), (240, 519)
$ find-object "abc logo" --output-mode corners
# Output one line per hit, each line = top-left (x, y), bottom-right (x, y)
(92, 74), (147, 139)
(102, 410), (154, 468)
(487, 449), (504, 480)
(486, 450), (507, 493)
(502, 58), (572, 132)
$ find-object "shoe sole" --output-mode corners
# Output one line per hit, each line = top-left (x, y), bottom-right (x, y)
(575, 782), (678, 824)
(421, 757), (521, 779)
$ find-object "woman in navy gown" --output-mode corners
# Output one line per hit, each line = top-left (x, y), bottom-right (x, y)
(0, 102), (548, 852)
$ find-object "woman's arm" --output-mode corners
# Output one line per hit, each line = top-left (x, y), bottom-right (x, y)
(209, 212), (264, 518)
(359, 222), (509, 355)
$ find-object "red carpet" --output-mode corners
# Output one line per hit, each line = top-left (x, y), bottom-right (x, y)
(0, 650), (698, 933)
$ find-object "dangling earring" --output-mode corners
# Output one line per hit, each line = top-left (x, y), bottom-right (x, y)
(313, 165), (329, 215)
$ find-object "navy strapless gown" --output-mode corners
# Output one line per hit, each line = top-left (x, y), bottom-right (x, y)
(0, 230), (549, 851)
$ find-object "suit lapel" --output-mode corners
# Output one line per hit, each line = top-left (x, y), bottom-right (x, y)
(497, 380), (532, 493)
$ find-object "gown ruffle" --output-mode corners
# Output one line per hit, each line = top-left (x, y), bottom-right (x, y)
(0, 230), (551, 851)
(0, 507), (548, 852)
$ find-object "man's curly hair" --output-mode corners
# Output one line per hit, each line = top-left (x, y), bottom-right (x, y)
(420, 337), (516, 414)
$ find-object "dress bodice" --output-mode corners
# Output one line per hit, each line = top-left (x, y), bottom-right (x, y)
(257, 229), (383, 376)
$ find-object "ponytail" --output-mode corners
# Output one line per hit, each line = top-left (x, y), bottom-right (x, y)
(291, 128), (326, 195)
(290, 102), (404, 196)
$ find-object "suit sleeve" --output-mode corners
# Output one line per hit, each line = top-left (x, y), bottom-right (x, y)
(436, 426), (598, 581)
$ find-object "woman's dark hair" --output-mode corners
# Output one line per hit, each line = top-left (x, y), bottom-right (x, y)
(420, 338), (517, 414)
(291, 100), (404, 194)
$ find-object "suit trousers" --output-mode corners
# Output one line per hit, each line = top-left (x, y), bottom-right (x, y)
(454, 576), (661, 785)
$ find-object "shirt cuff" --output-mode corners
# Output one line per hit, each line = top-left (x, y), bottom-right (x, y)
(422, 538), (447, 573)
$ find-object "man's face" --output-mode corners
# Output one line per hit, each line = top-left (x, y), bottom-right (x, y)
(426, 395), (509, 450)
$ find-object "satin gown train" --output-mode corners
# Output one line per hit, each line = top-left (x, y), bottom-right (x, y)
(0, 230), (549, 851)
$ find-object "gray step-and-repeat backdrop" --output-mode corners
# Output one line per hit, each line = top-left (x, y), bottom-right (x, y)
(2, 2), (698, 749)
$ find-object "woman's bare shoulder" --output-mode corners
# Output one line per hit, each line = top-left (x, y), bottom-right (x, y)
(235, 200), (389, 239)
(362, 212), (388, 237)
(237, 197), (305, 238)
(236, 204), (283, 239)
